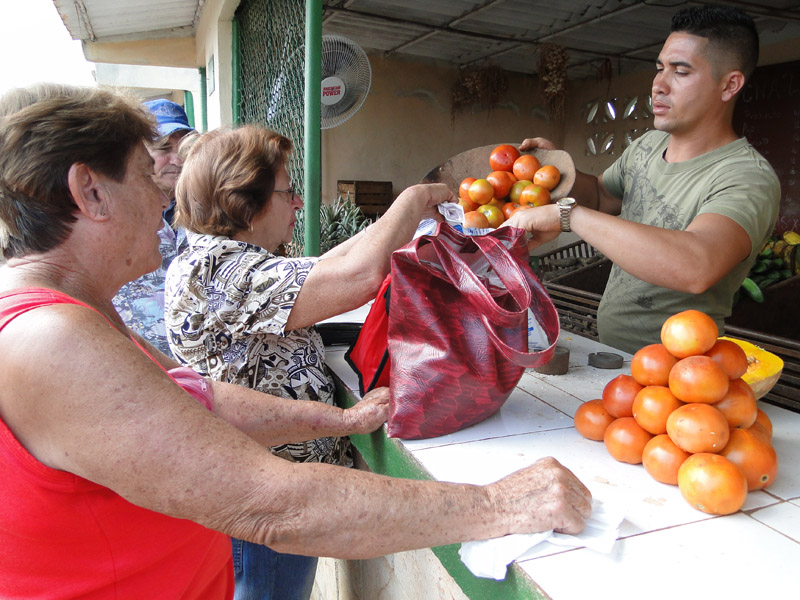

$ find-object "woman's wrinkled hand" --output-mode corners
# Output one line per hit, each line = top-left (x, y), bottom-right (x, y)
(396, 183), (456, 221)
(343, 386), (390, 434)
(519, 137), (557, 152)
(489, 457), (593, 535)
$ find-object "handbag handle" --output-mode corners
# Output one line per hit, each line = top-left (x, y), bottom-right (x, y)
(425, 235), (556, 368)
(427, 235), (529, 325)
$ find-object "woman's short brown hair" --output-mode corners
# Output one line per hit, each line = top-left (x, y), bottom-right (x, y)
(0, 84), (156, 259)
(175, 125), (292, 237)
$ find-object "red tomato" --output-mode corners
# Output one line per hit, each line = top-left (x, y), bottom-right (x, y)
(632, 385), (684, 435)
(678, 453), (747, 515)
(713, 378), (757, 429)
(489, 144), (521, 172)
(468, 179), (494, 205)
(669, 355), (729, 404)
(660, 309), (718, 358)
(754, 408), (773, 438)
(486, 171), (514, 199)
(459, 177), (476, 202)
(518, 184), (551, 207)
(533, 165), (561, 191)
(704, 339), (748, 380)
(601, 374), (644, 418)
(630, 343), (678, 386)
(512, 154), (541, 181)
(574, 399), (616, 441)
(501, 202), (520, 220)
(604, 417), (653, 464)
(666, 403), (730, 454)
(719, 428), (778, 490)
(642, 434), (690, 485)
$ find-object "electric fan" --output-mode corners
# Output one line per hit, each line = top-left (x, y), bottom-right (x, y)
(320, 35), (372, 129)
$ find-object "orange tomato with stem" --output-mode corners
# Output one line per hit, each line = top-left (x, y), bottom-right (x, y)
(660, 309), (719, 358)
(574, 399), (616, 441)
(668, 355), (729, 404)
(666, 402), (730, 453)
(604, 417), (653, 464)
(512, 155), (542, 181)
(719, 427), (778, 490)
(642, 434), (690, 485)
(632, 385), (684, 435)
(678, 453), (748, 515)
(489, 144), (520, 172)
(630, 343), (678, 386)
(533, 165), (561, 190)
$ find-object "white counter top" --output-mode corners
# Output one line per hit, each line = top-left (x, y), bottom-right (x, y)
(325, 330), (800, 600)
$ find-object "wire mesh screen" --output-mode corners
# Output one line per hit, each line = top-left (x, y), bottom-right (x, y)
(236, 0), (305, 195)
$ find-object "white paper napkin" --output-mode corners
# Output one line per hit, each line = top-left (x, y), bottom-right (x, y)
(458, 499), (625, 580)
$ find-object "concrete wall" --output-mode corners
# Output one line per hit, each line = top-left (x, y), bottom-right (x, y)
(317, 31), (800, 210)
(194, 0), (240, 130)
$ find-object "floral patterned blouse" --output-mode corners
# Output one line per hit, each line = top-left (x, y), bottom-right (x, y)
(113, 220), (187, 356)
(164, 232), (350, 466)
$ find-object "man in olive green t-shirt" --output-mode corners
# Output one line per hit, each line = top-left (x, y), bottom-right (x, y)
(506, 5), (780, 354)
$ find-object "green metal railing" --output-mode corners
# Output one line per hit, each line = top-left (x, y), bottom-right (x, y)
(234, 0), (321, 256)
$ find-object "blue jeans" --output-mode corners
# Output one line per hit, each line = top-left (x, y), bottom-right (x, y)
(231, 537), (318, 600)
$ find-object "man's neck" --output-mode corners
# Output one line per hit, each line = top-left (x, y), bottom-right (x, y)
(664, 126), (739, 163)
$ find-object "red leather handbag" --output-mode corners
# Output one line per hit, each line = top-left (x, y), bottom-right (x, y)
(386, 222), (559, 439)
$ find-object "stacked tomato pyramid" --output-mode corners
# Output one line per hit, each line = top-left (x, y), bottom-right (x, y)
(574, 309), (778, 515)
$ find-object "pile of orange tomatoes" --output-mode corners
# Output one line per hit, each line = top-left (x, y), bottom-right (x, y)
(459, 144), (561, 229)
(574, 309), (779, 516)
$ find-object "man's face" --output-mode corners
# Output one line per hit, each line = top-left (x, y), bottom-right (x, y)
(651, 33), (725, 136)
(149, 130), (189, 199)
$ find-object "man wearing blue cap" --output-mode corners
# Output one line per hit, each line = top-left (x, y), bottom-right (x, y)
(112, 99), (196, 356)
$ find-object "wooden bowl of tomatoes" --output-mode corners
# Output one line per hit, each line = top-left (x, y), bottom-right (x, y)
(421, 142), (576, 201)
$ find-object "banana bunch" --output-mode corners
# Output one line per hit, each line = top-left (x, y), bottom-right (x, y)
(739, 230), (800, 303)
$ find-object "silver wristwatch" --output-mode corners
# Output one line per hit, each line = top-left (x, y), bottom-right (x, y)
(557, 197), (577, 232)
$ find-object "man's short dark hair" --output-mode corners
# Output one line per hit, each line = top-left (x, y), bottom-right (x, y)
(670, 5), (759, 80)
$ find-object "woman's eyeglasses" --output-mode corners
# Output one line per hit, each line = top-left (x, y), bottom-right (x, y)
(274, 183), (296, 204)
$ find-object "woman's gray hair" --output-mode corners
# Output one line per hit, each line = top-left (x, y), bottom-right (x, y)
(0, 84), (156, 259)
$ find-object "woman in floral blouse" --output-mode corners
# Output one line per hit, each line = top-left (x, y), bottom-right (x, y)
(164, 125), (454, 600)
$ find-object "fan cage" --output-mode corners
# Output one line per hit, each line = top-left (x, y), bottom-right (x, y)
(320, 35), (372, 129)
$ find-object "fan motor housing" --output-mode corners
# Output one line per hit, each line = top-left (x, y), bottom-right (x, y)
(321, 76), (346, 106)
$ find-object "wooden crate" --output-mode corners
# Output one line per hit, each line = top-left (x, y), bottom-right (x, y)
(337, 180), (393, 219)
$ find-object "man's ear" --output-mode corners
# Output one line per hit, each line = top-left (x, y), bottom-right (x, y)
(721, 70), (746, 102)
(67, 163), (109, 221)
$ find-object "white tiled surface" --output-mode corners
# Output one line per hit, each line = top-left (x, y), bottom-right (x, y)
(326, 334), (800, 600)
